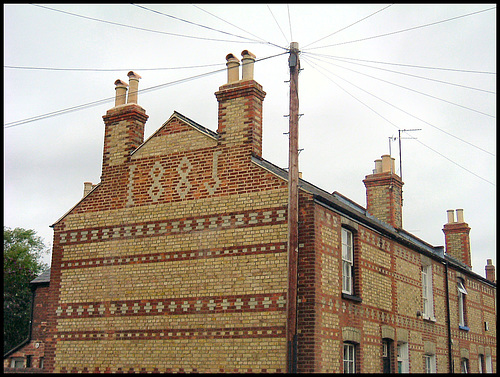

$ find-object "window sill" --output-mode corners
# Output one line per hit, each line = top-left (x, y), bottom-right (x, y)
(342, 293), (362, 303)
(459, 325), (470, 332)
(423, 315), (436, 323)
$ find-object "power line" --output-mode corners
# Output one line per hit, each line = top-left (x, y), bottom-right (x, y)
(287, 5), (293, 42)
(304, 54), (495, 156)
(302, 56), (495, 186)
(303, 6), (496, 51)
(267, 5), (289, 46)
(301, 53), (496, 75)
(4, 52), (288, 129)
(192, 4), (288, 51)
(4, 63), (225, 72)
(31, 4), (254, 44)
(306, 54), (495, 118)
(131, 3), (263, 45)
(303, 53), (495, 95)
(303, 4), (393, 49)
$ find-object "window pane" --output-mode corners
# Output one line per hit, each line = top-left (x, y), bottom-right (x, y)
(397, 342), (409, 373)
(342, 229), (353, 261)
(344, 344), (355, 373)
(458, 293), (465, 326)
(457, 280), (468, 295)
(343, 261), (352, 294)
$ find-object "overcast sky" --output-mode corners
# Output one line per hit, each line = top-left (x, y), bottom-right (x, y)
(4, 4), (496, 278)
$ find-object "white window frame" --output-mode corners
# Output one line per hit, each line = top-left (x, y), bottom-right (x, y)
(343, 342), (356, 373)
(10, 358), (24, 368)
(424, 354), (436, 373)
(460, 358), (469, 373)
(485, 354), (492, 373)
(342, 228), (354, 295)
(421, 265), (435, 320)
(457, 279), (468, 327)
(478, 354), (484, 373)
(397, 342), (409, 373)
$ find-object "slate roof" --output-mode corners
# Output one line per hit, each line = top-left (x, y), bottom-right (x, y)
(251, 155), (494, 287)
(30, 268), (51, 285)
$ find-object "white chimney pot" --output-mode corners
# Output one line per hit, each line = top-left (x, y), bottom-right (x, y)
(127, 71), (141, 104)
(447, 209), (455, 224)
(114, 79), (128, 107)
(241, 50), (256, 81)
(226, 54), (240, 84)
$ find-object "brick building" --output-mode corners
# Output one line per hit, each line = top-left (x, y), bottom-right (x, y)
(5, 50), (496, 373)
(3, 269), (50, 372)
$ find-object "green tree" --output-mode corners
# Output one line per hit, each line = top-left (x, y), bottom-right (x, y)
(3, 227), (49, 352)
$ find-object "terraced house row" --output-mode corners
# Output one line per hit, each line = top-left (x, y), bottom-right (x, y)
(4, 50), (496, 373)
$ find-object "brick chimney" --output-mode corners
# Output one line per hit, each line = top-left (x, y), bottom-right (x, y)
(363, 155), (403, 228)
(215, 50), (266, 158)
(485, 259), (495, 283)
(442, 209), (471, 268)
(101, 71), (148, 178)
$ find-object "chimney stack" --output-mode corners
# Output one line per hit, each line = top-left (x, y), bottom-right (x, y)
(485, 259), (496, 283)
(83, 182), (93, 197)
(215, 50), (266, 158)
(363, 155), (403, 228)
(102, 73), (148, 177)
(126, 71), (141, 104)
(114, 79), (128, 106)
(442, 209), (471, 268)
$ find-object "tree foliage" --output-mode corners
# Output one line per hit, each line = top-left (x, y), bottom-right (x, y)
(3, 227), (49, 353)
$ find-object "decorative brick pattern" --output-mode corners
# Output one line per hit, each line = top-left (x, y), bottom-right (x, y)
(54, 294), (287, 318)
(57, 208), (286, 246)
(37, 68), (495, 374)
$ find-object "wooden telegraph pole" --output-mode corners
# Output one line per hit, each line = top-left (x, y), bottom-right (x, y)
(286, 41), (300, 374)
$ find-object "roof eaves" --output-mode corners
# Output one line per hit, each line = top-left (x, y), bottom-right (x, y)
(30, 268), (51, 285)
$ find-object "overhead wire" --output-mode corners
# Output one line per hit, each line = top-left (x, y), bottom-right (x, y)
(301, 53), (496, 75)
(303, 53), (495, 119)
(267, 5), (290, 46)
(31, 4), (256, 44)
(9, 5), (495, 183)
(302, 55), (495, 186)
(303, 53), (495, 95)
(192, 4), (288, 51)
(287, 4), (293, 42)
(303, 6), (496, 51)
(303, 4), (393, 49)
(131, 4), (265, 45)
(304, 54), (495, 157)
(3, 63), (225, 72)
(4, 51), (288, 129)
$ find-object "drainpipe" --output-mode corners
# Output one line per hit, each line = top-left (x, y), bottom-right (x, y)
(444, 260), (454, 373)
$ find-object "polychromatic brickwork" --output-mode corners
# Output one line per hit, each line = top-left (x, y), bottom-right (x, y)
(311, 202), (495, 374)
(443, 222), (472, 267)
(363, 172), (403, 228)
(3, 284), (49, 371)
(35, 58), (495, 374)
(43, 77), (292, 373)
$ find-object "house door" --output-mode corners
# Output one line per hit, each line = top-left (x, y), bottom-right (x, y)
(382, 339), (392, 373)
